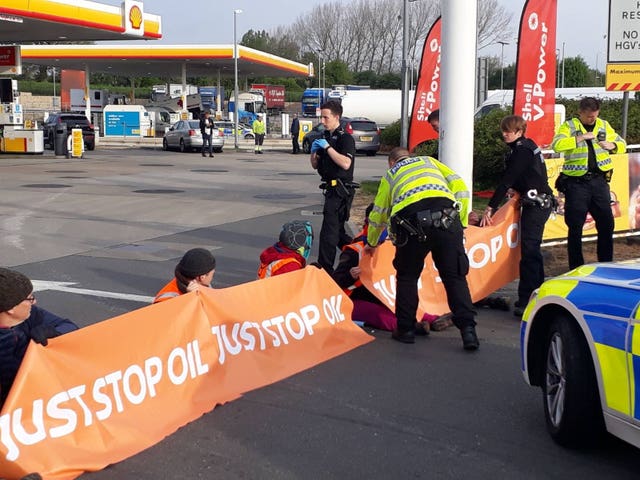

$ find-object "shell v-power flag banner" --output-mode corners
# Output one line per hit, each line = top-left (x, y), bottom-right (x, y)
(513, 0), (558, 147)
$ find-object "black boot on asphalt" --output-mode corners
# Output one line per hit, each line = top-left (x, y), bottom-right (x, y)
(391, 328), (415, 344)
(461, 325), (479, 351)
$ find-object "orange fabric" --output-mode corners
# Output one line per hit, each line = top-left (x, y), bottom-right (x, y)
(0, 268), (372, 479)
(359, 197), (521, 316)
(153, 278), (181, 303)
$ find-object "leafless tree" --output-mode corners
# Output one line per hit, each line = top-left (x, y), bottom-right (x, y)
(274, 0), (514, 75)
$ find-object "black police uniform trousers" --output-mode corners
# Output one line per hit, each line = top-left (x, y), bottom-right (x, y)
(518, 203), (552, 306)
(393, 199), (476, 333)
(563, 174), (614, 269)
(318, 187), (354, 273)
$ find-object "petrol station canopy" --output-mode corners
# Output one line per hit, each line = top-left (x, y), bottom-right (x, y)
(20, 44), (312, 79)
(0, 0), (162, 42)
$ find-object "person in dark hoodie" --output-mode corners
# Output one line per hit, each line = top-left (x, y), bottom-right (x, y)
(258, 220), (314, 278)
(0, 268), (78, 406)
(153, 248), (217, 303)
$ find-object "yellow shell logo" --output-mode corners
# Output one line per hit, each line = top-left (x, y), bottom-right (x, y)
(129, 5), (143, 29)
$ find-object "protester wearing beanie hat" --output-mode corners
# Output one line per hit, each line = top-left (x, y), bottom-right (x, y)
(0, 268), (33, 313)
(0, 268), (78, 407)
(153, 248), (216, 304)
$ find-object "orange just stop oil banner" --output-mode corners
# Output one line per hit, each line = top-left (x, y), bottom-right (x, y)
(0, 268), (373, 479)
(359, 197), (522, 316)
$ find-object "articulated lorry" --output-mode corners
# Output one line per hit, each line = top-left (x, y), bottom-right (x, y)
(301, 88), (331, 117)
(331, 89), (415, 128)
(475, 87), (626, 118)
(250, 84), (285, 113)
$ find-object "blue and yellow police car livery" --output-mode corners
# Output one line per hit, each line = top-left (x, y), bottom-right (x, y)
(521, 260), (640, 448)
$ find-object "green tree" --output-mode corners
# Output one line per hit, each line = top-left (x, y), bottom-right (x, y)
(324, 60), (353, 87)
(241, 29), (270, 52)
(559, 55), (590, 87)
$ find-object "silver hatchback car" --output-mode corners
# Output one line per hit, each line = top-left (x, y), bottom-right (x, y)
(162, 120), (225, 153)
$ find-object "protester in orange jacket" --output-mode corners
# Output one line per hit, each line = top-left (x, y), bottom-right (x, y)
(153, 248), (216, 303)
(258, 220), (313, 278)
(332, 204), (439, 334)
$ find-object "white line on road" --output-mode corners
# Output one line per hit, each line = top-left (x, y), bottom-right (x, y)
(32, 280), (154, 303)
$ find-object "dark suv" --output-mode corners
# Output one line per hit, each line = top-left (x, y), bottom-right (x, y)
(302, 117), (380, 156)
(43, 113), (96, 150)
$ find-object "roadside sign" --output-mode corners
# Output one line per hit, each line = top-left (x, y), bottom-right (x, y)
(605, 63), (640, 90)
(608, 0), (640, 63)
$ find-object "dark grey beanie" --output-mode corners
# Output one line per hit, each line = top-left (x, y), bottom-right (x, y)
(176, 248), (216, 278)
(0, 268), (33, 312)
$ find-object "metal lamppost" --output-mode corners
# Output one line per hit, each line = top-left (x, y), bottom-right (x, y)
(561, 42), (565, 88)
(497, 41), (508, 90)
(233, 9), (242, 150)
(400, 0), (419, 148)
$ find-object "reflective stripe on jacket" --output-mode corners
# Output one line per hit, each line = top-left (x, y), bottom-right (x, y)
(551, 117), (626, 176)
(153, 278), (181, 304)
(257, 257), (301, 279)
(367, 156), (470, 246)
(341, 232), (365, 296)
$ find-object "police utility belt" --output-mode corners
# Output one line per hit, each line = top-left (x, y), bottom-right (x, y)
(520, 189), (556, 209)
(319, 179), (360, 197)
(391, 203), (460, 242)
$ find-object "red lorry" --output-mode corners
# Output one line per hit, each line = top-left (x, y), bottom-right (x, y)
(250, 84), (285, 113)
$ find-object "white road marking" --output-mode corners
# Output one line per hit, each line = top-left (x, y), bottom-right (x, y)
(32, 280), (154, 303)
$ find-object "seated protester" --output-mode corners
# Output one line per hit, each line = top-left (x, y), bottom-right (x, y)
(154, 248), (216, 303)
(258, 220), (314, 278)
(0, 268), (78, 406)
(332, 204), (436, 334)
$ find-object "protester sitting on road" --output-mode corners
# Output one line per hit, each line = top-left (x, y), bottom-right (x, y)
(332, 204), (439, 335)
(258, 220), (314, 278)
(0, 268), (78, 406)
(153, 248), (216, 303)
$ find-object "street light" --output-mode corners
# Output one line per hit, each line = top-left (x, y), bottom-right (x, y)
(497, 41), (509, 90)
(233, 9), (242, 150)
(561, 41), (565, 88)
(400, 0), (420, 148)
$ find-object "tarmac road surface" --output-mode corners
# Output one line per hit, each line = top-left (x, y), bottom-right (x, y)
(0, 145), (638, 479)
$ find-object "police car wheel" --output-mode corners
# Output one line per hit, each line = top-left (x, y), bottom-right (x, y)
(542, 317), (604, 446)
(162, 138), (169, 151)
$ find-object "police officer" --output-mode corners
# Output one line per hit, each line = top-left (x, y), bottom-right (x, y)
(310, 100), (356, 273)
(481, 115), (553, 317)
(365, 147), (478, 350)
(552, 97), (626, 270)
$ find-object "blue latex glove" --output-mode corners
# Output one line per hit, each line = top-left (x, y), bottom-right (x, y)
(311, 138), (329, 153)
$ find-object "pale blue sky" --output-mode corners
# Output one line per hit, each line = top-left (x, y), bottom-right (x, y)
(109, 1), (608, 69)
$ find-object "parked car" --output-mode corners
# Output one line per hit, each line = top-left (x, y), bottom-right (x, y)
(213, 120), (254, 139)
(302, 117), (380, 156)
(43, 113), (95, 150)
(521, 260), (640, 449)
(162, 120), (224, 153)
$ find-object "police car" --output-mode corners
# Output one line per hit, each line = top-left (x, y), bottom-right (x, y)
(521, 260), (640, 448)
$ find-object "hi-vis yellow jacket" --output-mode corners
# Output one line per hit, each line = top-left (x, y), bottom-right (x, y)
(551, 117), (626, 176)
(367, 156), (470, 247)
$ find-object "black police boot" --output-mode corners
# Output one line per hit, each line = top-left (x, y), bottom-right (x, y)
(391, 328), (415, 344)
(460, 325), (479, 351)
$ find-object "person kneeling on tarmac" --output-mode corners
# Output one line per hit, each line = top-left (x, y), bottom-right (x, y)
(258, 220), (314, 278)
